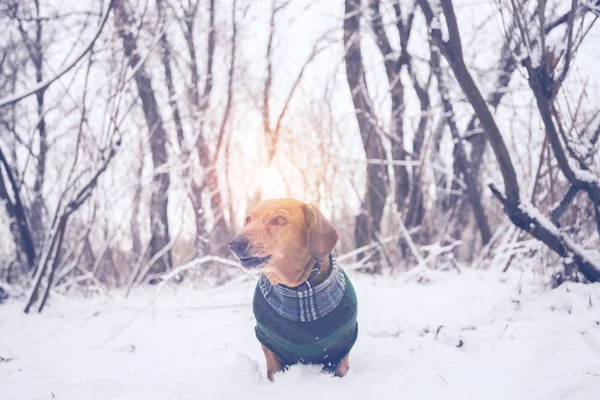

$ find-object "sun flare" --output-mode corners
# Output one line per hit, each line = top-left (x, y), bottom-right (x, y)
(254, 165), (285, 199)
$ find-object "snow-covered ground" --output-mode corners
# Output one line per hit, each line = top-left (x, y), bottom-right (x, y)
(2, 267), (600, 400)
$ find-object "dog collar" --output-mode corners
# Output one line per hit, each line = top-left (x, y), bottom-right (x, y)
(286, 257), (326, 291)
(257, 252), (346, 322)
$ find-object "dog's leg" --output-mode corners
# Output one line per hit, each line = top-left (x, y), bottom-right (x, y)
(261, 345), (284, 381)
(334, 354), (350, 377)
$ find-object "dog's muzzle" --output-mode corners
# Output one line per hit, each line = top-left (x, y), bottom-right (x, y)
(229, 234), (250, 257)
(229, 234), (272, 269)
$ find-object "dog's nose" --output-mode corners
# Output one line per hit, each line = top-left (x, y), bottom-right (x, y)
(229, 234), (250, 257)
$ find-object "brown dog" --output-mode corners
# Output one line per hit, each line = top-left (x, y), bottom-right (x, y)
(229, 198), (358, 381)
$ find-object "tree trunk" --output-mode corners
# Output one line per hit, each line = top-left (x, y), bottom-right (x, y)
(369, 0), (429, 252)
(130, 136), (144, 261)
(343, 0), (388, 273)
(0, 148), (36, 271)
(157, 0), (185, 148)
(114, 0), (171, 275)
(29, 0), (47, 257)
(183, 0), (230, 255)
(369, 0), (409, 214)
(430, 42), (492, 245)
(403, 68), (430, 231)
(420, 0), (521, 205)
(0, 146), (36, 270)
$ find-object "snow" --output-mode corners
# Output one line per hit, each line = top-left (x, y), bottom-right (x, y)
(2, 268), (600, 400)
(518, 201), (561, 236)
(573, 169), (599, 185)
(513, 201), (600, 271)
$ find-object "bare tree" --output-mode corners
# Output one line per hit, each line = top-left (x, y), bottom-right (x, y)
(368, 0), (436, 252)
(24, 139), (120, 313)
(3, 0), (600, 312)
(524, 0), (600, 233)
(0, 1), (116, 288)
(0, 145), (36, 271)
(175, 0), (231, 256)
(418, 0), (600, 282)
(9, 0), (49, 255)
(114, 0), (172, 276)
(343, 0), (389, 273)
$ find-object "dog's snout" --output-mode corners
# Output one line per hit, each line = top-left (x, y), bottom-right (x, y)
(229, 234), (250, 256)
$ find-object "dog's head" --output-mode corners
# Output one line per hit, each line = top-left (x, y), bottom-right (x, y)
(229, 198), (339, 283)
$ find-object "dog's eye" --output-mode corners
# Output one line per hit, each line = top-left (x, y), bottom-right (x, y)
(270, 216), (287, 226)
(245, 216), (251, 226)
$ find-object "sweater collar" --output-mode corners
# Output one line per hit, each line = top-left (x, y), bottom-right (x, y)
(258, 252), (346, 322)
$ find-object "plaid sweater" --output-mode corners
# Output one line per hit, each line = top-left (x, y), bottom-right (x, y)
(253, 255), (358, 370)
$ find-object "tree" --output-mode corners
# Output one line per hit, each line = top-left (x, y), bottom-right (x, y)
(343, 0), (389, 273)
(114, 0), (172, 277)
(418, 0), (600, 282)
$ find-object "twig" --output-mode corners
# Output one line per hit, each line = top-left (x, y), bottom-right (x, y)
(498, 323), (509, 340)
(337, 236), (395, 262)
(398, 215), (426, 266)
(159, 255), (256, 282)
(343, 250), (377, 271)
(472, 219), (513, 269)
(551, 185), (580, 226)
(95, 255), (254, 347)
(558, 0), (579, 83)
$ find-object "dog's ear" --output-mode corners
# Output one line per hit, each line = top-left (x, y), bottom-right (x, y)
(303, 203), (339, 263)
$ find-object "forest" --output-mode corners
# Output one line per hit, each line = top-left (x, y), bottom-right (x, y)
(0, 0), (599, 312)
(2, 1), (600, 398)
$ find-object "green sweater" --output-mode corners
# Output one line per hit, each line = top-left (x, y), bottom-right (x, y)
(253, 269), (358, 371)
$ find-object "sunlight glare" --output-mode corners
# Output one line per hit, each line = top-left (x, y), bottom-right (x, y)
(255, 165), (286, 198)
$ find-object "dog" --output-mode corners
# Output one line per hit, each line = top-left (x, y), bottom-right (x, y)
(229, 198), (358, 381)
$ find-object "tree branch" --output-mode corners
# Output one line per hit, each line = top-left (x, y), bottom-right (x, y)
(0, 0), (114, 108)
(558, 0), (578, 83)
(550, 185), (580, 226)
(489, 183), (600, 282)
(419, 0), (521, 205)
